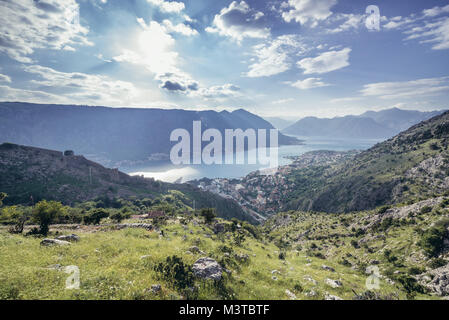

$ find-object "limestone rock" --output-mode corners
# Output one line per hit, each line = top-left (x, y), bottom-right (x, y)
(40, 239), (71, 246)
(192, 257), (222, 281)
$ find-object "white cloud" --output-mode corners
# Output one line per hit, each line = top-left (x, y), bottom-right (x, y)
(0, 85), (63, 103)
(22, 64), (138, 105)
(327, 13), (364, 33)
(245, 35), (308, 78)
(382, 6), (449, 51)
(404, 17), (449, 50)
(146, 0), (185, 13)
(196, 84), (241, 100)
(162, 19), (198, 36)
(272, 98), (294, 104)
(0, 74), (12, 83)
(290, 77), (330, 89)
(330, 97), (363, 103)
(281, 0), (337, 27)
(206, 1), (270, 42)
(383, 16), (415, 30)
(297, 47), (351, 74)
(423, 4), (449, 17)
(360, 77), (449, 99)
(0, 0), (92, 63)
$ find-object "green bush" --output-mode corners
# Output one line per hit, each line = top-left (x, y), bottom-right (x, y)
(418, 219), (449, 257)
(200, 208), (216, 224)
(32, 200), (65, 235)
(428, 258), (447, 269)
(154, 256), (195, 292)
(420, 206), (432, 214)
(84, 208), (109, 225)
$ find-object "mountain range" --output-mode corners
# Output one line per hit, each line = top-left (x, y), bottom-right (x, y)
(0, 102), (299, 165)
(282, 108), (446, 139)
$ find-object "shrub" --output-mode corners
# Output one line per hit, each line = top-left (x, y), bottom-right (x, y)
(200, 208), (216, 224)
(378, 205), (391, 214)
(408, 266), (425, 275)
(428, 258), (447, 269)
(420, 206), (432, 214)
(32, 200), (65, 235)
(154, 256), (195, 292)
(396, 275), (426, 299)
(418, 219), (449, 257)
(0, 206), (31, 234)
(84, 208), (109, 225)
(110, 212), (123, 223)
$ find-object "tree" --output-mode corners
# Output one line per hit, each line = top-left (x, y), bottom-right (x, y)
(200, 208), (216, 224)
(110, 211), (125, 223)
(0, 206), (31, 234)
(32, 201), (65, 236)
(84, 208), (109, 225)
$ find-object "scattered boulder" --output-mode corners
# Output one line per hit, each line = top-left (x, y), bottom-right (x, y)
(116, 223), (153, 231)
(422, 264), (449, 296)
(40, 239), (71, 246)
(150, 284), (162, 294)
(321, 265), (335, 272)
(213, 223), (226, 234)
(285, 289), (297, 300)
(189, 246), (201, 253)
(305, 289), (317, 297)
(56, 234), (80, 242)
(325, 293), (343, 300)
(192, 257), (222, 281)
(304, 275), (318, 285)
(234, 253), (249, 263)
(325, 278), (343, 288)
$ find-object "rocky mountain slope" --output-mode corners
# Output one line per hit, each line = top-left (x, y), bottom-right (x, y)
(280, 111), (449, 213)
(0, 143), (255, 223)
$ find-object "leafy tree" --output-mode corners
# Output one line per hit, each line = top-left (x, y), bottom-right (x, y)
(84, 208), (109, 225)
(110, 211), (126, 223)
(32, 200), (65, 236)
(0, 206), (31, 234)
(200, 208), (216, 224)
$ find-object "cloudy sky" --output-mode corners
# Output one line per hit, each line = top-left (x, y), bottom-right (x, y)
(0, 0), (449, 118)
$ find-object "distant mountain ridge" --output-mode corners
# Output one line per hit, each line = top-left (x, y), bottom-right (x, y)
(283, 108), (446, 139)
(0, 102), (300, 165)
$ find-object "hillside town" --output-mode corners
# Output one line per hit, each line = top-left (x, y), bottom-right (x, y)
(189, 150), (360, 221)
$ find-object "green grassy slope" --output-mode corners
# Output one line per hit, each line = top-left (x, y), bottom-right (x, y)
(1, 195), (447, 300)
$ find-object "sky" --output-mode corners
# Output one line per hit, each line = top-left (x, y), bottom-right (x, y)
(0, 0), (449, 119)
